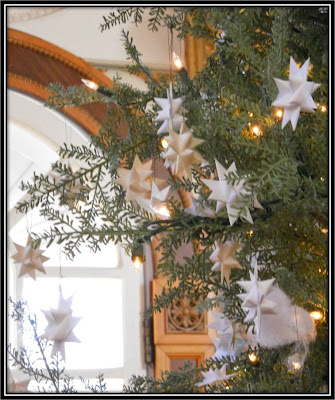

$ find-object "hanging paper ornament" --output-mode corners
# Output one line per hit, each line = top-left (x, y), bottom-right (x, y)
(272, 57), (321, 130)
(184, 194), (214, 217)
(212, 337), (240, 361)
(11, 235), (49, 280)
(208, 312), (255, 361)
(213, 321), (247, 358)
(162, 121), (205, 179)
(236, 257), (277, 339)
(115, 156), (152, 203)
(154, 81), (185, 135)
(201, 160), (262, 225)
(40, 287), (81, 361)
(210, 240), (243, 288)
(7, 369), (30, 393)
(207, 311), (230, 333)
(150, 181), (171, 211)
(196, 363), (237, 387)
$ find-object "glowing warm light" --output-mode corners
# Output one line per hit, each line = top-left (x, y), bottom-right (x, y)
(292, 361), (301, 370)
(321, 228), (328, 234)
(248, 353), (258, 363)
(320, 105), (327, 112)
(275, 109), (283, 119)
(172, 51), (183, 70)
(320, 177), (325, 182)
(248, 111), (254, 117)
(247, 230), (253, 237)
(251, 125), (262, 137)
(310, 310), (323, 321)
(133, 256), (143, 272)
(153, 204), (170, 218)
(81, 79), (99, 91)
(161, 138), (169, 149)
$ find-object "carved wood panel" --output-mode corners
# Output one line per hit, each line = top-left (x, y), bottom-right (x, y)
(152, 279), (214, 379)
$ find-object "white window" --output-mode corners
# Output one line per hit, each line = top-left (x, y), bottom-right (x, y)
(7, 90), (146, 393)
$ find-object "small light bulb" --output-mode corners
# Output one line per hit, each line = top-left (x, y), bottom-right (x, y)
(320, 105), (327, 112)
(247, 230), (253, 237)
(320, 228), (328, 234)
(161, 138), (169, 149)
(292, 361), (301, 370)
(133, 256), (143, 272)
(275, 109), (283, 119)
(251, 125), (262, 137)
(320, 177), (325, 182)
(310, 310), (323, 321)
(81, 78), (99, 91)
(248, 111), (254, 117)
(172, 51), (183, 70)
(248, 353), (258, 363)
(153, 204), (170, 218)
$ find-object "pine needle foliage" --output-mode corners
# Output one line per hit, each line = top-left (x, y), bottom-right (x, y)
(15, 6), (329, 394)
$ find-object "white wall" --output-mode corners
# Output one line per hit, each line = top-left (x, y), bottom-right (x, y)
(7, 6), (184, 73)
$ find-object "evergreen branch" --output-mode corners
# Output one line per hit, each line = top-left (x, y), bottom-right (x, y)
(121, 30), (163, 89)
(100, 7), (144, 31)
(79, 373), (107, 393)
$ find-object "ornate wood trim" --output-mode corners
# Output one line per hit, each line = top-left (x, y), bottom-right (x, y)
(7, 28), (112, 86)
(8, 73), (101, 136)
(7, 28), (115, 137)
(152, 279), (214, 346)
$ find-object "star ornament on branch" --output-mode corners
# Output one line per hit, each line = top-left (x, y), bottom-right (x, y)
(196, 363), (237, 387)
(154, 81), (185, 135)
(184, 194), (214, 217)
(210, 240), (243, 288)
(115, 155), (152, 203)
(7, 369), (30, 393)
(162, 121), (205, 179)
(201, 160), (262, 225)
(40, 287), (81, 361)
(272, 57), (321, 130)
(11, 235), (49, 280)
(236, 257), (277, 339)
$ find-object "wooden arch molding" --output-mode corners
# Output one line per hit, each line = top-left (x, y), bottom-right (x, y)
(7, 28), (116, 136)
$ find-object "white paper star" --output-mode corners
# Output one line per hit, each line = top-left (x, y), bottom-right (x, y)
(272, 57), (320, 130)
(162, 121), (205, 179)
(216, 320), (247, 349)
(208, 312), (256, 360)
(207, 311), (232, 334)
(150, 181), (171, 210)
(11, 235), (49, 280)
(212, 337), (239, 361)
(7, 369), (30, 393)
(184, 195), (214, 217)
(196, 363), (237, 387)
(201, 160), (262, 225)
(40, 287), (81, 361)
(115, 155), (152, 203)
(236, 258), (276, 338)
(154, 82), (185, 135)
(210, 240), (243, 288)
